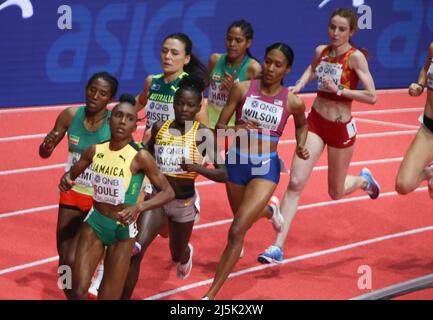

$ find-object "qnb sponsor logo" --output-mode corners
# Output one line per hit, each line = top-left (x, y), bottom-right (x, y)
(0, 0), (33, 18)
(318, 0), (365, 9)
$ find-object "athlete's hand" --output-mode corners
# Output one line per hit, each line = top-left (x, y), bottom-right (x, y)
(235, 120), (260, 132)
(322, 75), (338, 93)
(221, 71), (237, 92)
(180, 158), (199, 172)
(118, 205), (140, 225)
(289, 80), (305, 94)
(58, 172), (75, 192)
(296, 144), (310, 160)
(409, 83), (424, 97)
(43, 131), (60, 151)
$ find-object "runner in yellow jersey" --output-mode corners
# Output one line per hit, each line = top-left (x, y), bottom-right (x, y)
(121, 75), (226, 298)
(59, 96), (174, 300)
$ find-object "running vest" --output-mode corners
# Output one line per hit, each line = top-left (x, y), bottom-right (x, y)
(315, 46), (359, 102)
(91, 141), (144, 206)
(142, 72), (188, 129)
(426, 57), (433, 90)
(66, 106), (111, 196)
(208, 54), (252, 129)
(154, 120), (203, 179)
(236, 80), (290, 137)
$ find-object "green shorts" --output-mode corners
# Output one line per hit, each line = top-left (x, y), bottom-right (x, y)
(84, 207), (138, 246)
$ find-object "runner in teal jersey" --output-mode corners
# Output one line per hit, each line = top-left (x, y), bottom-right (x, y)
(207, 20), (262, 129)
(39, 72), (118, 299)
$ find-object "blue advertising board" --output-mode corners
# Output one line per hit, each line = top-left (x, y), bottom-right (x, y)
(0, 0), (431, 107)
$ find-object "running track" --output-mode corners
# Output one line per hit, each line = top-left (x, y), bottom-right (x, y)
(1, 89), (432, 300)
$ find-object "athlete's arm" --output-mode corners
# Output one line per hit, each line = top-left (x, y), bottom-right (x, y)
(194, 94), (209, 126)
(118, 149), (174, 224)
(207, 53), (221, 84)
(135, 75), (153, 113)
(144, 121), (163, 155)
(338, 50), (376, 105)
(59, 144), (95, 192)
(290, 45), (326, 94)
(39, 107), (76, 158)
(409, 43), (433, 96)
(215, 81), (259, 131)
(181, 125), (227, 182)
(246, 59), (262, 80)
(289, 93), (309, 160)
(136, 150), (174, 211)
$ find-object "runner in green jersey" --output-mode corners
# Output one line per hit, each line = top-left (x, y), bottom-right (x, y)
(39, 72), (118, 299)
(207, 20), (262, 129)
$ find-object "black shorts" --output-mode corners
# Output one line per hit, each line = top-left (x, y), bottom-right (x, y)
(423, 114), (433, 134)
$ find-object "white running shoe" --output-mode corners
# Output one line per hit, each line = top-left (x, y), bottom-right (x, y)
(177, 244), (193, 279)
(239, 246), (244, 258)
(131, 241), (142, 257)
(269, 196), (284, 232)
(88, 261), (104, 297)
(427, 164), (433, 199)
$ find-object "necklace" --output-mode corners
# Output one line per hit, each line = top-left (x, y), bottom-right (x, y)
(85, 109), (108, 130)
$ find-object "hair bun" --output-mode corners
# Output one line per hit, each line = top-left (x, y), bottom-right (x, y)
(119, 93), (136, 105)
(178, 74), (205, 93)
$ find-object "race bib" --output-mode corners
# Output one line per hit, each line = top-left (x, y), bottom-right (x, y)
(241, 97), (283, 132)
(145, 100), (174, 128)
(92, 173), (126, 205)
(208, 82), (229, 108)
(316, 61), (343, 92)
(66, 152), (93, 188)
(155, 145), (191, 174)
(346, 118), (357, 139)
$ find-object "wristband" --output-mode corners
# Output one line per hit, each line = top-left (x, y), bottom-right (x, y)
(416, 83), (425, 90)
(336, 84), (344, 96)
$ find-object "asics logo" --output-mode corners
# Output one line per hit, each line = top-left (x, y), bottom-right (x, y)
(318, 0), (365, 9)
(0, 0), (34, 18)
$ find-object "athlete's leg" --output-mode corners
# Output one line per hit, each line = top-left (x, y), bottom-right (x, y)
(56, 206), (86, 298)
(273, 132), (325, 248)
(98, 238), (135, 300)
(121, 207), (167, 299)
(204, 179), (276, 299)
(70, 223), (104, 300)
(396, 126), (433, 194)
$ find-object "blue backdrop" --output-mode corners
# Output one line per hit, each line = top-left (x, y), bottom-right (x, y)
(0, 0), (431, 107)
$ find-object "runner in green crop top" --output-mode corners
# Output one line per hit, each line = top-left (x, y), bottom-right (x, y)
(207, 20), (262, 129)
(135, 33), (208, 145)
(39, 72), (118, 299)
(59, 97), (174, 300)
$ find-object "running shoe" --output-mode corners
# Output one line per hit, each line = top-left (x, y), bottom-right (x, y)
(131, 241), (142, 257)
(360, 168), (381, 199)
(257, 245), (284, 264)
(428, 177), (433, 199)
(88, 261), (104, 297)
(268, 196), (284, 232)
(427, 164), (433, 199)
(177, 243), (193, 279)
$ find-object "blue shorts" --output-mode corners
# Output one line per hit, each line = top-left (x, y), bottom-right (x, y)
(225, 148), (281, 186)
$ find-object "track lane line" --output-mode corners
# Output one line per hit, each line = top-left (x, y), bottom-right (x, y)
(0, 129), (417, 176)
(0, 187), (428, 276)
(144, 222), (433, 300)
(0, 155), (406, 219)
